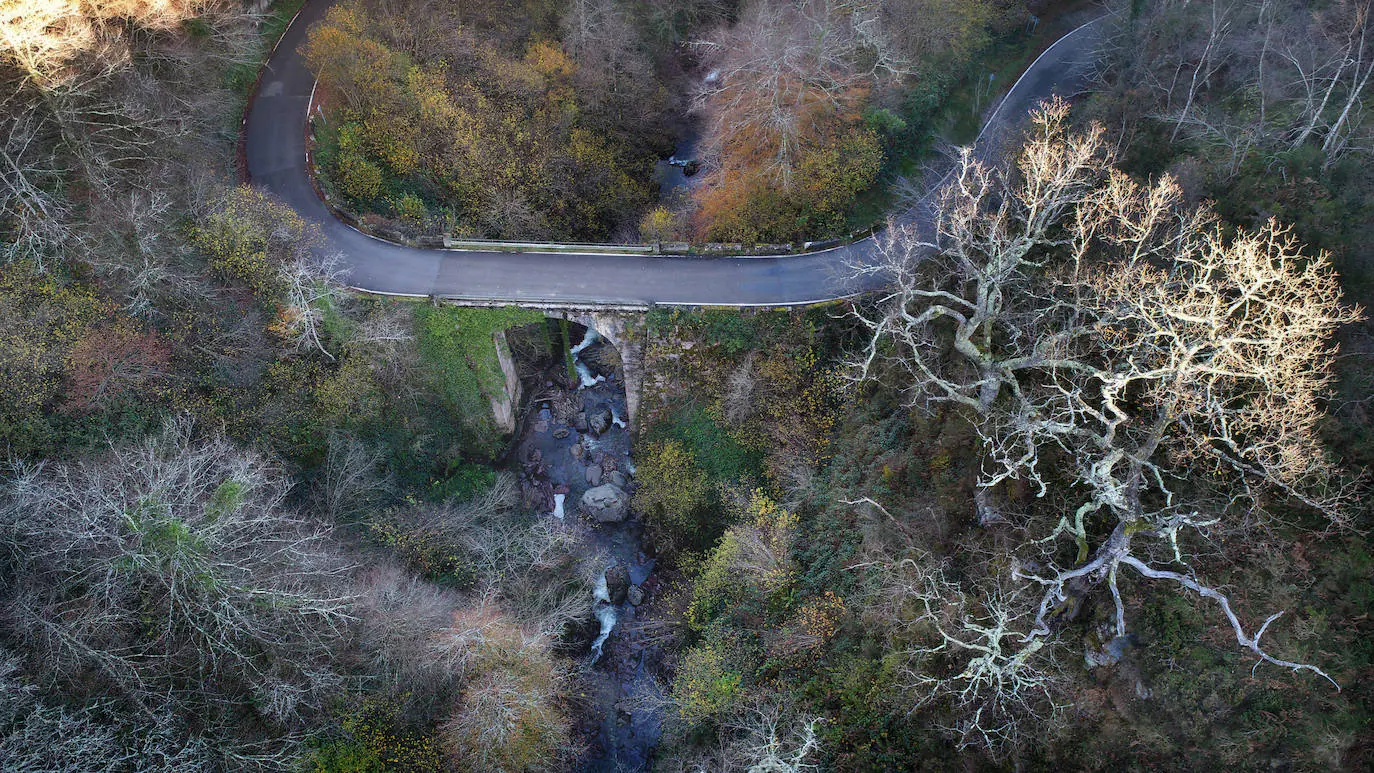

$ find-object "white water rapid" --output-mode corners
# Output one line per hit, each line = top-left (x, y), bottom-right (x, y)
(589, 568), (618, 663)
(572, 328), (607, 388)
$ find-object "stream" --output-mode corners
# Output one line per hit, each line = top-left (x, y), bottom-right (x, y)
(653, 124), (703, 199)
(514, 325), (663, 771)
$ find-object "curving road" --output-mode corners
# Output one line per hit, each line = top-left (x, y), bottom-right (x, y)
(245, 1), (1106, 307)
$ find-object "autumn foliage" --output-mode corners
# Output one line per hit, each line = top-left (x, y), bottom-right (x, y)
(690, 0), (997, 242)
(302, 0), (664, 241)
(63, 318), (171, 414)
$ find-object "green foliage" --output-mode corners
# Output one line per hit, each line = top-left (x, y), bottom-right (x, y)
(182, 17), (212, 38)
(634, 439), (713, 537)
(413, 305), (542, 456)
(847, 16), (1065, 228)
(240, 357), (333, 465)
(797, 655), (946, 771)
(387, 192), (427, 226)
(313, 355), (385, 428)
(0, 261), (108, 456)
(793, 502), (863, 600)
(690, 309), (763, 355)
(863, 107), (908, 138)
(307, 740), (390, 772)
(636, 406), (764, 557)
(126, 500), (209, 567)
(338, 147), (385, 202)
(306, 701), (442, 773)
(366, 511), (474, 586)
(639, 205), (683, 242)
(205, 479), (247, 520)
(192, 186), (315, 301)
(654, 406), (763, 485)
(685, 490), (798, 632)
(671, 642), (745, 727)
(203, 295), (512, 512)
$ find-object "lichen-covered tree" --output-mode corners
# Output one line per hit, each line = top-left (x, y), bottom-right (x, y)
(850, 98), (1363, 752)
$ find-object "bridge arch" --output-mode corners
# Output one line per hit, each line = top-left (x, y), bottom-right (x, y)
(466, 305), (644, 436)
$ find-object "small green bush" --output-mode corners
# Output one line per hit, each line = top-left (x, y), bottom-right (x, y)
(672, 643), (744, 727)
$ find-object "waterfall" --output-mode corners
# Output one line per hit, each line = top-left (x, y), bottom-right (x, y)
(590, 567), (617, 663)
(593, 570), (611, 604)
(576, 360), (606, 389)
(570, 327), (599, 357)
(589, 605), (618, 663)
(572, 328), (607, 389)
(551, 492), (565, 520)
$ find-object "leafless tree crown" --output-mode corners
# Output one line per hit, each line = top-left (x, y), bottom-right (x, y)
(849, 97), (1363, 752)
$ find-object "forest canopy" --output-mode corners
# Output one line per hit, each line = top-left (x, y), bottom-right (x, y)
(301, 0), (1024, 244)
(302, 0), (670, 241)
(2, 0), (1372, 771)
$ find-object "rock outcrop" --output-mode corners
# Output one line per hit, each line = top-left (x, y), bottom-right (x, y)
(605, 564), (631, 605)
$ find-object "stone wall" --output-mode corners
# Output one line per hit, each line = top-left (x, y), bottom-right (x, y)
(488, 328), (521, 434)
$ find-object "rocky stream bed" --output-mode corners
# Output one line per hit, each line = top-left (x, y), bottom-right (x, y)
(514, 327), (664, 771)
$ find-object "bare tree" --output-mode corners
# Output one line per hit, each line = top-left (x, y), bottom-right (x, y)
(731, 704), (823, 773)
(1, 0), (261, 321)
(850, 98), (1362, 751)
(434, 605), (576, 773)
(1320, 1), (1374, 164)
(866, 555), (1063, 750)
(0, 418), (357, 746)
(693, 0), (870, 190)
(1168, 0), (1235, 141)
(0, 93), (73, 264)
(382, 474), (599, 638)
(654, 697), (824, 773)
(320, 432), (389, 520)
(1112, 0), (1374, 167)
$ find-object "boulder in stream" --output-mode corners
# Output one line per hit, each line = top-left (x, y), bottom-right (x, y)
(581, 484), (629, 523)
(607, 470), (629, 490)
(627, 585), (644, 606)
(606, 564), (630, 605)
(588, 407), (613, 436)
(586, 463), (602, 487)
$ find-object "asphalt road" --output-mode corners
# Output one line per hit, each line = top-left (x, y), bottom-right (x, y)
(244, 1), (1106, 306)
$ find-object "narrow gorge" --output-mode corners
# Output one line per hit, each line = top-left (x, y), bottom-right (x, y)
(511, 322), (664, 770)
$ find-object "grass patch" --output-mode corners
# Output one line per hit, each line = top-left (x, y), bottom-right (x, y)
(414, 305), (543, 457)
(428, 460), (497, 503)
(648, 307), (796, 357)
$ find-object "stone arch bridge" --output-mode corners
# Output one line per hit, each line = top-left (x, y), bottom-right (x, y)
(472, 302), (647, 435)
